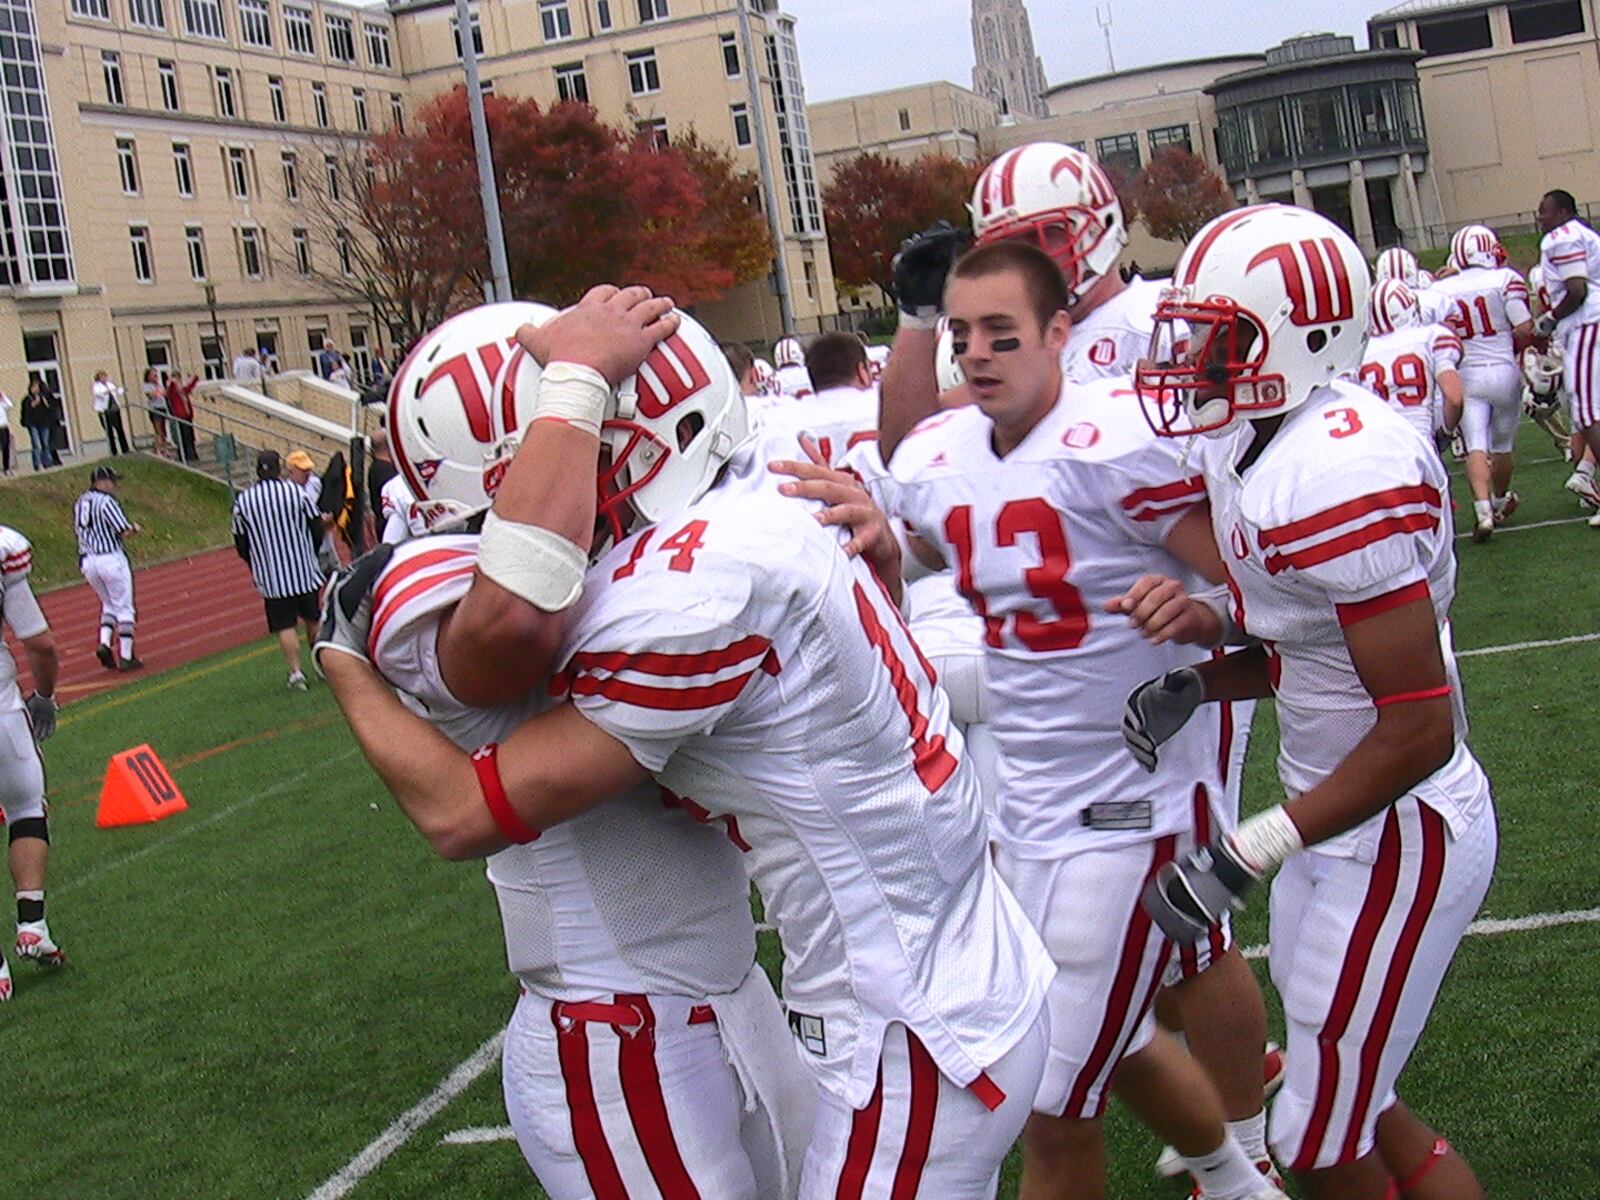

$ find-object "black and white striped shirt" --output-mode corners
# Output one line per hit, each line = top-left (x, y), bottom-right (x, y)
(232, 478), (325, 598)
(74, 490), (132, 557)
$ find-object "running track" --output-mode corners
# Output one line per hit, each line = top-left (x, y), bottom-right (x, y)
(7, 547), (265, 701)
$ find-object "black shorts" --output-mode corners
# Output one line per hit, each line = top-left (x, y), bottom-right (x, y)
(263, 590), (320, 633)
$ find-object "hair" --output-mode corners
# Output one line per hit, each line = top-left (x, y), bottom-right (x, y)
(720, 341), (755, 384)
(1544, 189), (1577, 216)
(256, 449), (282, 480)
(947, 241), (1069, 328)
(805, 333), (869, 391)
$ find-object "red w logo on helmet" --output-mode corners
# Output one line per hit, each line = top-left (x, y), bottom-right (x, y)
(422, 338), (518, 442)
(636, 334), (710, 419)
(1246, 238), (1356, 327)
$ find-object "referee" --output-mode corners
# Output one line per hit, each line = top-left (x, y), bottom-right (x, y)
(74, 465), (142, 671)
(233, 449), (325, 691)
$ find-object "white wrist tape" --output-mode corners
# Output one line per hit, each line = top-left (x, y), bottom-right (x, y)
(1228, 805), (1304, 874)
(531, 362), (611, 437)
(477, 510), (587, 613)
(898, 308), (941, 332)
(1191, 583), (1242, 647)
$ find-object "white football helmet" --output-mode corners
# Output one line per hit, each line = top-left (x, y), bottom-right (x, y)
(389, 301), (559, 525)
(1449, 224), (1499, 271)
(1528, 264), (1552, 312)
(1522, 343), (1563, 397)
(1374, 246), (1419, 288)
(1417, 268), (1436, 287)
(1137, 204), (1371, 438)
(598, 312), (750, 550)
(934, 320), (965, 393)
(773, 336), (805, 368)
(1369, 278), (1421, 336)
(751, 357), (775, 395)
(969, 142), (1127, 305)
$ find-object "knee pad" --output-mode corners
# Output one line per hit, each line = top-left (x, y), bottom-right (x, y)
(8, 814), (48, 844)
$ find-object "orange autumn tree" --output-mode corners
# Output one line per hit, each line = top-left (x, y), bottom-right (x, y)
(1127, 147), (1236, 246)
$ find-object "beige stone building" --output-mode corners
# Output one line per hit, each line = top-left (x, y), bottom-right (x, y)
(809, 81), (998, 182)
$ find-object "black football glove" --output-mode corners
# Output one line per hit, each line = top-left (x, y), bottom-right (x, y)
(1142, 837), (1261, 943)
(1122, 667), (1204, 773)
(891, 221), (971, 326)
(313, 542), (395, 676)
(24, 691), (56, 743)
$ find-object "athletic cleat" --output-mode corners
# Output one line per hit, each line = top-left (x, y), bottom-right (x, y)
(1186, 1160), (1288, 1198)
(1157, 1045), (1287, 1180)
(1493, 492), (1519, 524)
(1565, 472), (1600, 509)
(0, 953), (10, 1001)
(15, 921), (64, 967)
(1472, 517), (1494, 543)
(119, 657), (145, 672)
(1589, 510), (1600, 529)
(287, 672), (308, 692)
(95, 644), (115, 670)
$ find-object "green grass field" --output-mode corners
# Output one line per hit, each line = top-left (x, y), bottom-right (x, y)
(0, 424), (1594, 1199)
(0, 454), (234, 590)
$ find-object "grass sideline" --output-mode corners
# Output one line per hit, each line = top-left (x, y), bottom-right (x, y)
(0, 425), (1594, 1198)
(0, 453), (234, 590)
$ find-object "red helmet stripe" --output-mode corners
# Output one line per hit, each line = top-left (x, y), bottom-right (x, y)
(999, 148), (1024, 209)
(423, 354), (493, 442)
(1181, 205), (1269, 287)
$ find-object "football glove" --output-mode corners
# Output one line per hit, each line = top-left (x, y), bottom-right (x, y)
(1143, 838), (1260, 943)
(24, 691), (56, 743)
(1122, 667), (1203, 772)
(313, 543), (394, 676)
(1534, 311), (1558, 338)
(891, 221), (970, 328)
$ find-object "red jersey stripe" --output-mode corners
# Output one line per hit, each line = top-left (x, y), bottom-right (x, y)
(370, 547), (476, 612)
(1120, 476), (1207, 512)
(1264, 511), (1438, 575)
(367, 564), (476, 657)
(568, 634), (772, 679)
(1334, 579), (1431, 628)
(1257, 483), (1440, 549)
(568, 668), (762, 711)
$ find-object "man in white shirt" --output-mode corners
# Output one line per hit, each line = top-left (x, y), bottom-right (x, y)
(231, 349), (264, 386)
(91, 371), (129, 455)
(1535, 188), (1600, 528)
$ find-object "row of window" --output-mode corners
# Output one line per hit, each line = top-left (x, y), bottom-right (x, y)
(1372, 0), (1586, 56)
(71, 0), (393, 68)
(1214, 81), (1425, 175)
(128, 221), (348, 283)
(1091, 124), (1194, 176)
(114, 136), (363, 208)
(98, 52), (404, 133)
(536, 0), (670, 45)
(486, 33), (742, 109)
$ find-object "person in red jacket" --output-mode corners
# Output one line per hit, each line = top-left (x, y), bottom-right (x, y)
(164, 370), (199, 463)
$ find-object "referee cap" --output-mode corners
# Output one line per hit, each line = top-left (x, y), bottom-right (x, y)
(90, 464), (120, 484)
(285, 450), (315, 471)
(256, 449), (282, 479)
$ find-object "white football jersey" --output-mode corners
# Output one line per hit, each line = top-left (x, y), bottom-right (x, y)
(1357, 325), (1463, 441)
(378, 473), (429, 544)
(882, 378), (1230, 858)
(367, 535), (758, 1002)
(1413, 286), (1453, 329)
(755, 383), (879, 468)
(1194, 381), (1489, 861)
(557, 445), (1053, 1107)
(0, 527), (39, 713)
(1539, 218), (1600, 336)
(1429, 267), (1531, 368)
(865, 343), (891, 380)
(772, 363), (814, 399)
(1062, 276), (1167, 383)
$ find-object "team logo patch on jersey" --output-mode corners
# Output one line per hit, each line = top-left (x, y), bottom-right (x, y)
(788, 1011), (827, 1057)
(1230, 524), (1250, 560)
(1087, 338), (1118, 367)
(1062, 422), (1101, 449)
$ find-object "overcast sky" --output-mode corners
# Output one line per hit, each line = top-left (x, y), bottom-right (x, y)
(783, 0), (1393, 103)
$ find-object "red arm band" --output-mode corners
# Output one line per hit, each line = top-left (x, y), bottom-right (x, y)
(471, 743), (539, 844)
(1374, 685), (1452, 708)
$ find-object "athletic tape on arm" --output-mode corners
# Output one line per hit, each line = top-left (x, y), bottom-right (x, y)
(532, 362), (611, 437)
(477, 511), (587, 613)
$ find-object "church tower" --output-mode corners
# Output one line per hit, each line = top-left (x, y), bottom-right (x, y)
(971, 0), (1049, 120)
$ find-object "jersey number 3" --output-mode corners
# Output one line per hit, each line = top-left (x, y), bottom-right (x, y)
(945, 499), (1089, 651)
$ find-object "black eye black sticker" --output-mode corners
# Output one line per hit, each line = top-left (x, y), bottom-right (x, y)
(951, 341), (969, 356)
(992, 337), (1021, 353)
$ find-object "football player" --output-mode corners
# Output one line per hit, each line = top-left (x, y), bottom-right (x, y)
(0, 524), (60, 1000)
(324, 286), (1057, 1197)
(1128, 204), (1495, 1200)
(772, 335), (813, 399)
(1428, 224), (1533, 540)
(1373, 246), (1445, 323)
(1534, 188), (1600, 527)
(332, 302), (813, 1198)
(1358, 279), (1465, 447)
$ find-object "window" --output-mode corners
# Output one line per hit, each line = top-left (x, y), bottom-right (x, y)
(637, 117), (668, 151)
(1416, 11), (1493, 55)
(365, 22), (392, 68)
(336, 228), (352, 276)
(213, 66), (236, 118)
(324, 154), (340, 201)
(390, 93), (404, 132)
(281, 151), (299, 200)
(353, 89), (367, 131)
(554, 62), (588, 104)
(1510, 0), (1585, 42)
(268, 76), (286, 122)
(765, 23), (823, 236)
(182, 0), (225, 39)
(116, 139), (139, 195)
(1349, 82), (1401, 149)
(596, 0), (612, 30)
(239, 0), (271, 46)
(898, 107), (910, 132)
(1373, 23), (1400, 48)
(721, 32), (740, 76)
(185, 225), (206, 280)
(239, 226), (263, 279)
(802, 258), (816, 303)
(284, 4), (314, 54)
(312, 82), (329, 128)
(451, 12), (483, 57)
(173, 142), (194, 196)
(130, 226), (153, 283)
(626, 49), (660, 95)
(101, 51), (124, 106)
(479, 78), (495, 95)
(637, 0), (667, 21)
(158, 60), (180, 110)
(201, 334), (226, 380)
(1094, 132), (1140, 179)
(325, 13), (355, 62)
(227, 146), (249, 198)
(731, 102), (751, 147)
(129, 0), (164, 28)
(1147, 124), (1191, 154)
(293, 228), (311, 275)
(539, 0), (572, 41)
(1242, 98), (1290, 165)
(1292, 89), (1349, 157)
(72, 0), (111, 18)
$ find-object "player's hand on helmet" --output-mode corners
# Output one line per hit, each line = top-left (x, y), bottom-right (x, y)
(314, 543), (394, 677)
(892, 221), (971, 327)
(770, 438), (902, 578)
(515, 285), (680, 387)
(1534, 311), (1559, 339)
(1142, 837), (1260, 943)
(1122, 667), (1204, 772)
(24, 691), (56, 743)
(1106, 575), (1219, 646)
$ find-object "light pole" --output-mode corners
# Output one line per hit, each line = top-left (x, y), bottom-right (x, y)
(203, 283), (223, 379)
(455, 0), (512, 303)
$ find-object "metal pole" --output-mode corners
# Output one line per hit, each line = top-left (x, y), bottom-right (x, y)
(204, 283), (223, 379)
(455, 0), (512, 303)
(736, 2), (795, 337)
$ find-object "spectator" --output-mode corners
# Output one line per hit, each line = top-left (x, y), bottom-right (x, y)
(21, 379), (54, 471)
(43, 380), (65, 466)
(231, 347), (264, 386)
(91, 371), (130, 455)
(285, 449), (336, 574)
(328, 356), (353, 389)
(369, 350), (390, 390)
(257, 346), (278, 375)
(0, 386), (14, 475)
(366, 428), (398, 524)
(142, 368), (171, 457)
(317, 338), (340, 380)
(165, 369), (199, 463)
(232, 449), (325, 691)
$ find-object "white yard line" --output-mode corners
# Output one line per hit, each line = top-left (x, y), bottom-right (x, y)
(1457, 630), (1600, 658)
(440, 1126), (516, 1146)
(1239, 905), (1600, 960)
(1454, 514), (1590, 539)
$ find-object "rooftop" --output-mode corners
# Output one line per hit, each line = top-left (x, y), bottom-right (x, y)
(1370, 0), (1490, 19)
(1042, 52), (1266, 98)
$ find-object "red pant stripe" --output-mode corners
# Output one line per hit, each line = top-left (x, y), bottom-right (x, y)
(834, 1064), (885, 1200)
(1292, 809), (1403, 1173)
(616, 995), (702, 1199)
(1096, 836), (1176, 1116)
(1340, 807), (1448, 1162)
(552, 1005), (629, 1200)
(889, 1033), (940, 1200)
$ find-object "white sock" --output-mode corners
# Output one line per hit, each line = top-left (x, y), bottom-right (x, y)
(119, 634), (134, 659)
(99, 625), (113, 648)
(1227, 1110), (1269, 1164)
(1473, 499), (1493, 523)
(288, 670), (304, 682)
(1578, 460), (1596, 480)
(1185, 1133), (1265, 1198)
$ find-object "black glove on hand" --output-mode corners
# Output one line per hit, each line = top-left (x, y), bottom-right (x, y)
(1142, 837), (1261, 943)
(891, 221), (971, 326)
(314, 542), (395, 676)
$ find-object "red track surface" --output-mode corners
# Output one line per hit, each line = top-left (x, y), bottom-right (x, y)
(8, 547), (266, 701)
